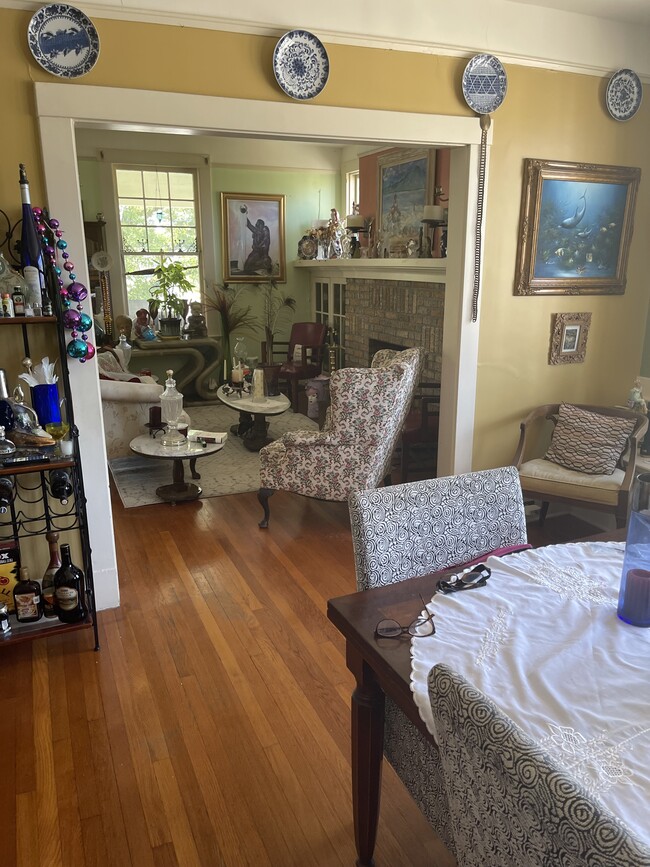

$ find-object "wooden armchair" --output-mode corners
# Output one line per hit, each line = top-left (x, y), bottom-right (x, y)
(513, 403), (648, 528)
(263, 322), (328, 412)
(400, 382), (441, 482)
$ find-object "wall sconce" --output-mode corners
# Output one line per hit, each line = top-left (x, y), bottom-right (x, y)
(434, 185), (449, 202)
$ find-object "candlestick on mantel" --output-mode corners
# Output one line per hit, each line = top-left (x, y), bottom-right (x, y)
(422, 205), (445, 222)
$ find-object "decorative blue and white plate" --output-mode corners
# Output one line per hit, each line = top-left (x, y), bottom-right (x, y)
(606, 69), (642, 122)
(28, 4), (100, 79)
(462, 53), (508, 115)
(273, 30), (329, 101)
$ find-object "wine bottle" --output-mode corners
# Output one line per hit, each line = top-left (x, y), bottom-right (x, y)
(41, 531), (61, 618)
(13, 565), (43, 624)
(49, 469), (73, 505)
(0, 477), (14, 514)
(54, 543), (87, 623)
(18, 164), (51, 317)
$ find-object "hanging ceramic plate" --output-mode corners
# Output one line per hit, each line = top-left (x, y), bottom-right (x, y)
(297, 235), (318, 260)
(27, 4), (100, 79)
(273, 30), (329, 101)
(462, 54), (508, 115)
(606, 69), (643, 122)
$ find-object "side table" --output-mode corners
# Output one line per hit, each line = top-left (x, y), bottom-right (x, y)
(129, 433), (225, 504)
(216, 386), (290, 452)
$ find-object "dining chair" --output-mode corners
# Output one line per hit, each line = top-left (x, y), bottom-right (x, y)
(263, 322), (329, 412)
(428, 663), (650, 867)
(257, 347), (421, 527)
(347, 466), (529, 853)
(513, 403), (648, 528)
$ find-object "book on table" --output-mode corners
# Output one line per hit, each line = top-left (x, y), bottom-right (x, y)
(187, 430), (227, 444)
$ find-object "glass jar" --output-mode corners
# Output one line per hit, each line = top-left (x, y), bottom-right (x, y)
(617, 472), (650, 627)
(159, 370), (186, 447)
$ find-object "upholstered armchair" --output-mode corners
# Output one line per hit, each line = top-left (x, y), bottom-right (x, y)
(429, 664), (650, 867)
(257, 348), (421, 527)
(513, 403), (648, 528)
(348, 467), (529, 853)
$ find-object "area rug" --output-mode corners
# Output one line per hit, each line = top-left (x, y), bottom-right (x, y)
(109, 404), (318, 508)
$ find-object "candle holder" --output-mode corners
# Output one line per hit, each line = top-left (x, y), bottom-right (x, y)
(617, 472), (650, 627)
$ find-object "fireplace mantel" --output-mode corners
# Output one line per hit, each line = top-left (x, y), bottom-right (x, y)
(294, 258), (447, 284)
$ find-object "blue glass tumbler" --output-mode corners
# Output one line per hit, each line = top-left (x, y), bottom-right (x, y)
(618, 472), (650, 627)
(31, 384), (62, 426)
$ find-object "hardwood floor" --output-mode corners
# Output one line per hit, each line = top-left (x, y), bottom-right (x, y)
(2, 471), (603, 867)
(1, 486), (455, 867)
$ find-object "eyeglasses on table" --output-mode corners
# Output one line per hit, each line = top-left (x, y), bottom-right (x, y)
(375, 594), (435, 639)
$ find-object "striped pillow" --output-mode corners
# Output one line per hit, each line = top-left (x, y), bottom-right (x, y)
(545, 403), (635, 475)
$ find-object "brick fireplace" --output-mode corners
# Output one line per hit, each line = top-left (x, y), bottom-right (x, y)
(345, 277), (445, 382)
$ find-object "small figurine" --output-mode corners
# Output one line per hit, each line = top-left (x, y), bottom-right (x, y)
(627, 378), (648, 415)
(135, 308), (156, 340)
(183, 302), (208, 339)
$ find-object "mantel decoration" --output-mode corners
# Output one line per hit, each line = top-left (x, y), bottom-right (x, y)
(548, 312), (591, 365)
(515, 159), (641, 296)
(27, 4), (100, 79)
(221, 193), (286, 283)
(461, 53), (508, 322)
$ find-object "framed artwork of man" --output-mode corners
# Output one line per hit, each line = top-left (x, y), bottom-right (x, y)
(221, 193), (286, 283)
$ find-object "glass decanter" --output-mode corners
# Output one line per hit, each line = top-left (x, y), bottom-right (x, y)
(159, 370), (186, 448)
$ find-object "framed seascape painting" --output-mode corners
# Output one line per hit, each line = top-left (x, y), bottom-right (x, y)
(515, 159), (640, 295)
(377, 149), (433, 255)
(549, 312), (592, 365)
(221, 193), (286, 283)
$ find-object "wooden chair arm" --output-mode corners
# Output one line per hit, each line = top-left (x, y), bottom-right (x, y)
(512, 404), (560, 468)
(621, 433), (641, 491)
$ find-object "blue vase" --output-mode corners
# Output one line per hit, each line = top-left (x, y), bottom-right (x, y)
(618, 472), (650, 627)
(31, 384), (61, 426)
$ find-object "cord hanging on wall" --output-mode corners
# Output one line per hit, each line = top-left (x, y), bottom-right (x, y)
(462, 54), (508, 322)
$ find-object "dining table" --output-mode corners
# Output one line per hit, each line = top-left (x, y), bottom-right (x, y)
(326, 528), (650, 866)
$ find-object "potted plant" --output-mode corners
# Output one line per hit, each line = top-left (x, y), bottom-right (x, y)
(204, 282), (258, 383)
(148, 259), (192, 338)
(258, 279), (296, 396)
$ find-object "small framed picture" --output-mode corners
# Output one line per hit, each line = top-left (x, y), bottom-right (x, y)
(549, 312), (592, 365)
(220, 193), (286, 283)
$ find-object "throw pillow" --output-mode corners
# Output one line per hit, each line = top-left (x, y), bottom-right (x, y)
(545, 403), (635, 475)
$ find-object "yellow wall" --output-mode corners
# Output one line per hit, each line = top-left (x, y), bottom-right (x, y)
(2, 8), (648, 471)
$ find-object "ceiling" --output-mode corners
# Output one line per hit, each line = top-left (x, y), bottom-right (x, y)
(510, 0), (650, 27)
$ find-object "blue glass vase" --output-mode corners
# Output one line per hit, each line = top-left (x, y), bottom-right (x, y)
(618, 472), (650, 627)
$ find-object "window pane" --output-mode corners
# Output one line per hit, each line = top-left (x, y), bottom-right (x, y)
(172, 227), (198, 253)
(143, 171), (169, 198)
(169, 173), (195, 199)
(116, 170), (143, 197)
(121, 226), (148, 253)
(147, 226), (173, 252)
(119, 200), (146, 226)
(123, 254), (160, 276)
(170, 201), (196, 226)
(145, 202), (170, 226)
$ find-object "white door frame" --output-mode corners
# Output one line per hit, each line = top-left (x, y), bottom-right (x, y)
(35, 83), (490, 609)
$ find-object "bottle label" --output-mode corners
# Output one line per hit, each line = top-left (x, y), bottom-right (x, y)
(14, 592), (40, 618)
(55, 586), (78, 611)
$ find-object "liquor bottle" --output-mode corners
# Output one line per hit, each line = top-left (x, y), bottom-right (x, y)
(13, 565), (43, 623)
(0, 477), (14, 514)
(41, 531), (61, 618)
(49, 469), (73, 505)
(11, 285), (25, 316)
(18, 164), (51, 317)
(54, 543), (87, 623)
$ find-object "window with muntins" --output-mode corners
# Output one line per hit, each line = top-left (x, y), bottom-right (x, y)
(115, 167), (202, 317)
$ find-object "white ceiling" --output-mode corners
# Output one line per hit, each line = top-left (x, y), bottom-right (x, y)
(510, 0), (650, 27)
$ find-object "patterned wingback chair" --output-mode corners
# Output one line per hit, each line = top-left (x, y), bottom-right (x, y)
(257, 348), (421, 527)
(429, 664), (650, 867)
(347, 467), (529, 855)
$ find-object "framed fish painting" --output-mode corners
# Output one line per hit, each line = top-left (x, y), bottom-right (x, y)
(514, 159), (640, 295)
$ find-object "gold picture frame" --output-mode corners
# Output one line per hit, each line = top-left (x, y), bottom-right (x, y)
(221, 193), (286, 283)
(515, 159), (640, 296)
(549, 312), (592, 365)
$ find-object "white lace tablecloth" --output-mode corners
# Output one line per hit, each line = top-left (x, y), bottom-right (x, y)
(410, 541), (650, 848)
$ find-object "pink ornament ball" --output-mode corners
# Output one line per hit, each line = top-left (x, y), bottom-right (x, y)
(84, 342), (96, 360)
(64, 261), (75, 272)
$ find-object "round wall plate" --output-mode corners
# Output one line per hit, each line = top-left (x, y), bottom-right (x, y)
(606, 69), (643, 122)
(273, 30), (329, 101)
(28, 4), (99, 79)
(462, 54), (508, 115)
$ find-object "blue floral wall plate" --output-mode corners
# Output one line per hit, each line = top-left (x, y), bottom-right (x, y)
(606, 69), (643, 122)
(462, 54), (508, 115)
(28, 4), (100, 79)
(273, 30), (329, 101)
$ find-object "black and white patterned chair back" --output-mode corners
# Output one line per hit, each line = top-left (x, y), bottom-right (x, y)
(349, 466), (527, 590)
(428, 664), (650, 867)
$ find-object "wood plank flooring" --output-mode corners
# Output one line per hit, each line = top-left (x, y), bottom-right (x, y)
(2, 486), (456, 867)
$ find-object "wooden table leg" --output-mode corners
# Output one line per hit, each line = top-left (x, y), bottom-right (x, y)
(242, 412), (272, 452)
(155, 458), (202, 504)
(347, 645), (385, 867)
